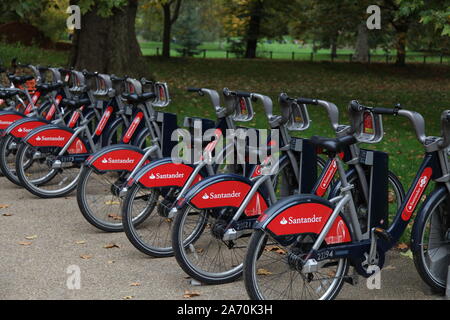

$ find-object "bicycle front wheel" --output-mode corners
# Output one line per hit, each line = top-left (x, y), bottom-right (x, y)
(412, 188), (449, 294)
(15, 143), (80, 198)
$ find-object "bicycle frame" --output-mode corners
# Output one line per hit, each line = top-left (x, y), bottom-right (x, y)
(289, 109), (450, 277)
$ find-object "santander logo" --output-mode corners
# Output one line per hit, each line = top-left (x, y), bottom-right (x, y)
(101, 157), (135, 164)
(201, 191), (241, 200)
(35, 136), (65, 142)
(402, 167), (432, 221)
(280, 215), (323, 225)
(18, 127), (33, 133)
(149, 172), (184, 180)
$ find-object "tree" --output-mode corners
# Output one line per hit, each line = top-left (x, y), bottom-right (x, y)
(223, 0), (293, 59)
(69, 0), (150, 78)
(173, 0), (203, 56)
(289, 0), (370, 60)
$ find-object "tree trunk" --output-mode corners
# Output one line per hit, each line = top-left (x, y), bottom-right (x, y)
(245, 1), (263, 59)
(162, 4), (172, 58)
(69, 0), (150, 78)
(353, 23), (369, 63)
(394, 25), (408, 66)
(330, 34), (338, 58)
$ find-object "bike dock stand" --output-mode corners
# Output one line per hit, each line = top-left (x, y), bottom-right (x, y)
(446, 266), (450, 299)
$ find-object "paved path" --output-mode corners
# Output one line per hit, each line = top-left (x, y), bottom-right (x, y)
(0, 177), (444, 300)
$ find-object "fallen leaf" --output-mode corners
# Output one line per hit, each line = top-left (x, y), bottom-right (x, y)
(105, 200), (120, 205)
(397, 243), (409, 250)
(183, 290), (201, 298)
(107, 214), (122, 221)
(2, 213), (13, 216)
(107, 260), (115, 264)
(122, 296), (133, 300)
(400, 250), (413, 260)
(75, 240), (86, 245)
(383, 265), (396, 270)
(388, 191), (395, 203)
(256, 268), (272, 275)
(18, 241), (32, 246)
(80, 255), (92, 260)
(265, 245), (286, 254)
(104, 243), (120, 249)
(130, 282), (141, 287)
(25, 235), (37, 240)
(0, 204), (10, 209)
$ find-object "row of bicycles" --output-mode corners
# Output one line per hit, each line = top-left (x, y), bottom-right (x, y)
(0, 60), (448, 300)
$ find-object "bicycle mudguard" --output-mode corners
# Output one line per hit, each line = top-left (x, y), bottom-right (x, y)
(178, 173), (269, 217)
(23, 124), (88, 154)
(255, 194), (352, 245)
(0, 110), (26, 131)
(84, 144), (148, 172)
(5, 117), (51, 139)
(130, 158), (203, 189)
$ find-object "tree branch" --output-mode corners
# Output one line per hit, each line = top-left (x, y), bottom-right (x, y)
(170, 0), (182, 25)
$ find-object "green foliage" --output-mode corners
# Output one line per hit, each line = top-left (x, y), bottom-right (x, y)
(76, 0), (128, 17)
(0, 41), (68, 67)
(136, 2), (164, 41)
(173, 0), (203, 56)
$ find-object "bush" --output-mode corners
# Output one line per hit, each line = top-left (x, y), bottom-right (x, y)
(0, 41), (68, 68)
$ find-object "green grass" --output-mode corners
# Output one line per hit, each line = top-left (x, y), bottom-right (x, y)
(2, 41), (449, 243)
(140, 41), (450, 64)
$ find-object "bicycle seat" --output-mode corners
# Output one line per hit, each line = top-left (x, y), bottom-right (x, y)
(36, 82), (64, 93)
(8, 74), (34, 85)
(310, 135), (357, 153)
(0, 89), (21, 99)
(122, 92), (156, 104)
(61, 98), (91, 109)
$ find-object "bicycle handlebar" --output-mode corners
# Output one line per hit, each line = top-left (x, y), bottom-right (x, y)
(187, 88), (221, 113)
(296, 97), (319, 105)
(349, 100), (400, 115)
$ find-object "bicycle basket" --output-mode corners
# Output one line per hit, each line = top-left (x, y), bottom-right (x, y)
(351, 108), (384, 144)
(124, 78), (142, 95)
(92, 74), (114, 99)
(68, 70), (87, 94)
(223, 94), (254, 123)
(279, 96), (310, 131)
(152, 82), (170, 108)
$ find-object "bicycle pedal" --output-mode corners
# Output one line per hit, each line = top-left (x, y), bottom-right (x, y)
(373, 227), (393, 243)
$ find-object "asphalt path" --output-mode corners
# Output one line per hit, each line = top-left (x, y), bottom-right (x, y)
(0, 176), (445, 300)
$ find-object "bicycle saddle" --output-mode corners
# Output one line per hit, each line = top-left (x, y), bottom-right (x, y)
(310, 135), (357, 153)
(36, 82), (64, 93)
(0, 88), (22, 99)
(8, 74), (34, 85)
(61, 97), (91, 109)
(122, 92), (156, 104)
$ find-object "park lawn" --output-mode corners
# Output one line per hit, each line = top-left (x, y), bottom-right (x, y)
(140, 41), (450, 63)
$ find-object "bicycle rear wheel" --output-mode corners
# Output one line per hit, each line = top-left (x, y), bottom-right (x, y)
(243, 230), (349, 300)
